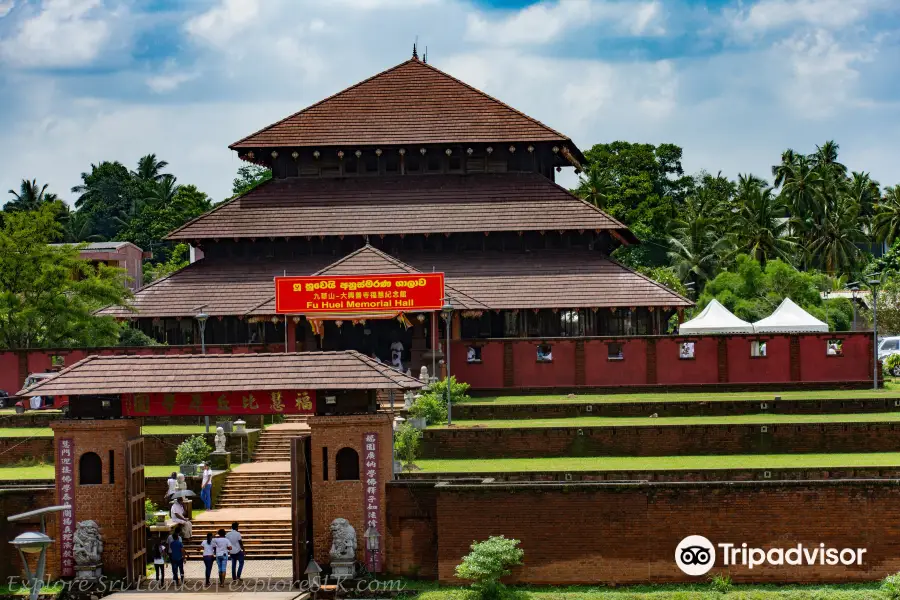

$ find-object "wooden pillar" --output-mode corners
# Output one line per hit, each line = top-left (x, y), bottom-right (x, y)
(286, 317), (297, 352)
(302, 318), (318, 351)
(410, 318), (427, 372)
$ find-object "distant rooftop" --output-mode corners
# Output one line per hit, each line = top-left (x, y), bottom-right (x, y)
(51, 241), (141, 252)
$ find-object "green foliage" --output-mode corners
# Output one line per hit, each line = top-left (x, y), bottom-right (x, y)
(118, 323), (161, 347)
(409, 394), (448, 425)
(708, 573), (733, 594)
(883, 354), (900, 377)
(231, 165), (272, 197)
(145, 499), (160, 525)
(428, 376), (471, 404)
(635, 266), (687, 297)
(143, 243), (191, 284)
(864, 277), (900, 335)
(697, 254), (831, 325)
(393, 422), (422, 468)
(455, 536), (524, 600)
(0, 205), (132, 349)
(174, 435), (212, 466)
(882, 573), (900, 600)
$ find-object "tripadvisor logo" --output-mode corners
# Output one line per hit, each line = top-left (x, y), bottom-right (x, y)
(675, 535), (867, 576)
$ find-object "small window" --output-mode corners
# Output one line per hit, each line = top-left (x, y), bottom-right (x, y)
(50, 355), (65, 368)
(467, 346), (482, 363)
(108, 450), (115, 484)
(335, 447), (360, 481)
(322, 447), (329, 481)
(79, 452), (103, 485)
(679, 342), (695, 360)
(751, 341), (767, 357)
(608, 343), (624, 361)
(827, 339), (844, 356)
(537, 344), (553, 363)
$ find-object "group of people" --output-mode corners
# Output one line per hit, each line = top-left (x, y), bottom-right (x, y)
(165, 464), (215, 540)
(150, 523), (245, 586)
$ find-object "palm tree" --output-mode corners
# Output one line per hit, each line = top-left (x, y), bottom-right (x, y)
(667, 188), (728, 289)
(779, 154), (825, 220)
(874, 186), (900, 246)
(132, 154), (169, 182)
(574, 163), (616, 209)
(811, 140), (847, 180)
(846, 171), (880, 228)
(5, 179), (59, 212)
(772, 149), (797, 189)
(732, 174), (794, 264)
(144, 174), (180, 207)
(806, 194), (866, 275)
(61, 209), (102, 242)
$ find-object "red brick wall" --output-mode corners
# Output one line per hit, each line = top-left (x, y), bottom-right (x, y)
(385, 481), (440, 579)
(307, 414), (393, 566)
(0, 487), (60, 582)
(421, 422), (900, 459)
(0, 437), (54, 464)
(429, 480), (900, 584)
(50, 419), (142, 578)
(583, 340), (647, 386)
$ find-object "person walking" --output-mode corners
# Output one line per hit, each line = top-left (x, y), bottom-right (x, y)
(201, 532), (216, 586)
(200, 464), (213, 510)
(212, 528), (233, 586)
(225, 522), (244, 582)
(165, 471), (178, 499)
(168, 527), (185, 585)
(151, 536), (167, 584)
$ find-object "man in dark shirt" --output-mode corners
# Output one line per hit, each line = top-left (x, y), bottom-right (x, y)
(169, 533), (185, 585)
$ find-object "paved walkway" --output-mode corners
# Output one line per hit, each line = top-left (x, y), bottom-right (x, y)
(193, 507), (291, 522)
(230, 461), (291, 474)
(112, 586), (301, 597)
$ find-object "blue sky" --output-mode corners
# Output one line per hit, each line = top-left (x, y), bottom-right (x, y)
(1, 0), (899, 205)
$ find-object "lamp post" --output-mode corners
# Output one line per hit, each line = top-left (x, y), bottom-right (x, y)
(442, 299), (453, 426)
(869, 278), (881, 390)
(848, 283), (859, 331)
(8, 505), (69, 600)
(822, 289), (830, 330)
(196, 310), (209, 432)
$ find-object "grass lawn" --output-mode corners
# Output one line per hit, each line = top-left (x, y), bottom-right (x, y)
(413, 452), (900, 473)
(0, 464), (181, 480)
(462, 383), (900, 406)
(413, 584), (884, 600)
(0, 425), (210, 438)
(435, 412), (900, 429)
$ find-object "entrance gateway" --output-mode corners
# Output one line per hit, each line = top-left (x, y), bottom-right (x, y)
(23, 350), (424, 585)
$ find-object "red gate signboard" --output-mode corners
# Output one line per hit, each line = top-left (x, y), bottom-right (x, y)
(274, 273), (445, 314)
(122, 390), (315, 416)
(362, 431), (382, 572)
(56, 437), (76, 577)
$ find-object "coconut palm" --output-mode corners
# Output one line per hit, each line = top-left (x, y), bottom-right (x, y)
(144, 174), (180, 207)
(846, 171), (880, 227)
(574, 163), (616, 209)
(667, 187), (728, 289)
(132, 154), (170, 182)
(779, 154), (825, 220)
(5, 179), (59, 212)
(806, 194), (866, 275)
(732, 174), (794, 264)
(771, 149), (797, 189)
(874, 186), (900, 246)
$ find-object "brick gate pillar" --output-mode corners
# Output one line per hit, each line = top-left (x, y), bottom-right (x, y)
(307, 414), (393, 572)
(50, 419), (142, 578)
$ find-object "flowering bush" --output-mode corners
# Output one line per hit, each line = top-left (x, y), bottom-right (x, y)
(455, 536), (524, 600)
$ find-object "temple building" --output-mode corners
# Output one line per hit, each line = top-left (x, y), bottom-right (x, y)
(103, 54), (690, 372)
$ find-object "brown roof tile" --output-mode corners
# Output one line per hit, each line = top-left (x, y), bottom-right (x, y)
(231, 58), (572, 149)
(167, 173), (630, 241)
(19, 351), (424, 396)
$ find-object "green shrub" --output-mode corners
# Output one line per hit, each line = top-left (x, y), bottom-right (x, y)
(428, 376), (471, 404)
(883, 573), (900, 599)
(884, 353), (900, 377)
(394, 422), (423, 469)
(174, 435), (212, 466)
(145, 499), (159, 525)
(708, 572), (733, 593)
(409, 393), (448, 425)
(455, 535), (524, 600)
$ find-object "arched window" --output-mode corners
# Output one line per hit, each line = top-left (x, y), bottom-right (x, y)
(335, 447), (360, 481)
(79, 452), (103, 485)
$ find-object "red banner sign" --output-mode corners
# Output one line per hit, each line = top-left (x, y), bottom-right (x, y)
(363, 431), (382, 573)
(274, 273), (445, 314)
(121, 390), (315, 416)
(56, 437), (75, 577)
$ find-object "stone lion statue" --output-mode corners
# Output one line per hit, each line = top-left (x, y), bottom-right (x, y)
(73, 520), (103, 566)
(214, 427), (227, 453)
(329, 518), (357, 561)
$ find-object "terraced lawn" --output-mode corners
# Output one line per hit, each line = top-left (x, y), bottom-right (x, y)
(414, 452), (900, 473)
(462, 384), (900, 406)
(435, 412), (900, 429)
(0, 464), (180, 480)
(0, 425), (211, 438)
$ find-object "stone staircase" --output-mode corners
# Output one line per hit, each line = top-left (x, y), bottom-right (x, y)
(215, 470), (292, 508)
(252, 427), (296, 461)
(190, 517), (293, 559)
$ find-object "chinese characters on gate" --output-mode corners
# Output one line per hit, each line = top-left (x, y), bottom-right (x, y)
(363, 432), (382, 572)
(57, 438), (75, 576)
(121, 390), (315, 417)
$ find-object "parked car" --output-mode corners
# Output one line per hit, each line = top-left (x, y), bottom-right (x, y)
(14, 372), (68, 415)
(878, 337), (900, 361)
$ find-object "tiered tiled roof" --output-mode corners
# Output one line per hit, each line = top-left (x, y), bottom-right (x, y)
(18, 351), (424, 396)
(167, 173), (632, 242)
(103, 248), (690, 319)
(231, 58), (574, 150)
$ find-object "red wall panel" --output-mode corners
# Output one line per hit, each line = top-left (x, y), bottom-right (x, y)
(450, 342), (504, 389)
(800, 335), (871, 382)
(583, 340), (647, 386)
(512, 341), (576, 388)
(655, 338), (719, 385)
(726, 336), (792, 383)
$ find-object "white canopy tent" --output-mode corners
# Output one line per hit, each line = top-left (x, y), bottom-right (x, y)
(678, 299), (755, 334)
(752, 297), (828, 333)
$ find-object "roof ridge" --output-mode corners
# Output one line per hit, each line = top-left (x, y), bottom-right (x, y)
(230, 60), (419, 150)
(18, 355), (96, 395)
(314, 244), (421, 275)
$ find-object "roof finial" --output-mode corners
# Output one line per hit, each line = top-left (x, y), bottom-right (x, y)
(423, 46), (427, 64)
(412, 37), (418, 60)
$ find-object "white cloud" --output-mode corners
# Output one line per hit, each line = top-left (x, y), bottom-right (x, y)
(465, 0), (664, 46)
(0, 0), (115, 68)
(0, 1), (15, 19)
(146, 69), (199, 94)
(730, 0), (887, 35)
(184, 0), (260, 47)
